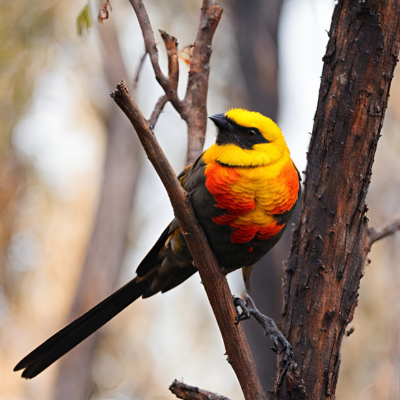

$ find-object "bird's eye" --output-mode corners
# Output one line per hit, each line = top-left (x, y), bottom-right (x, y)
(247, 129), (257, 137)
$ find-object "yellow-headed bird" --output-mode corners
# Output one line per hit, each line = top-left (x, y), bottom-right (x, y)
(14, 109), (300, 378)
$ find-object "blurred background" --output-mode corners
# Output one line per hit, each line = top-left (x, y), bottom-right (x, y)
(1, 0), (400, 399)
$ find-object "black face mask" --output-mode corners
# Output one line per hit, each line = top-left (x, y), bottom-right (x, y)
(209, 113), (269, 150)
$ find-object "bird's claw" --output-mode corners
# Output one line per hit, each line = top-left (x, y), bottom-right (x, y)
(271, 331), (294, 361)
(233, 297), (251, 325)
(232, 295), (297, 386)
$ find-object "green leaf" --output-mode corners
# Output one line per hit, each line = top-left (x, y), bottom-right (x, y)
(76, 3), (92, 36)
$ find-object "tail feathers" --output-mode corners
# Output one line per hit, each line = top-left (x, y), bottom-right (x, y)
(14, 277), (148, 379)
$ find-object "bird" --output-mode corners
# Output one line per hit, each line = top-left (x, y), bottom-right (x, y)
(14, 108), (300, 379)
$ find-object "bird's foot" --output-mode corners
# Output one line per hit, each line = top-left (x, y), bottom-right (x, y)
(234, 297), (252, 325)
(233, 295), (297, 386)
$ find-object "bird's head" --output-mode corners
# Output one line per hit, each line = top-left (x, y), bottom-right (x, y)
(206, 109), (289, 167)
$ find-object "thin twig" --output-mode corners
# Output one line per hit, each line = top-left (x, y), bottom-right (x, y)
(129, 0), (222, 164)
(148, 95), (168, 129)
(128, 0), (185, 115)
(169, 380), (231, 400)
(111, 81), (266, 400)
(133, 50), (147, 89)
(159, 29), (179, 92)
(369, 216), (400, 245)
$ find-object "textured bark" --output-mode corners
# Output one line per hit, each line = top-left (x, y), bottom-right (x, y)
(53, 21), (142, 400)
(112, 81), (266, 400)
(272, 1), (400, 399)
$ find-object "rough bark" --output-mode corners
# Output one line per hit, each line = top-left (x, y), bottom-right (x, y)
(53, 21), (142, 400)
(111, 81), (266, 400)
(272, 1), (400, 399)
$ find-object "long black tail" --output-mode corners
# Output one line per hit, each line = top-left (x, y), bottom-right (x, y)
(14, 277), (149, 379)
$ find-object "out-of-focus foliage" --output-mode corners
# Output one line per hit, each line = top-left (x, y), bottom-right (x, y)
(76, 3), (92, 36)
(0, 0), (56, 295)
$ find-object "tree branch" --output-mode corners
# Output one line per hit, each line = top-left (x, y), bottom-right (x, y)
(111, 81), (265, 400)
(148, 95), (168, 129)
(369, 216), (400, 245)
(133, 50), (147, 89)
(128, 0), (185, 115)
(160, 29), (179, 92)
(183, 2), (223, 164)
(129, 0), (222, 164)
(169, 380), (231, 400)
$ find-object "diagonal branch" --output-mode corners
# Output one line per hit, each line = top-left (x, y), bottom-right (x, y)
(128, 0), (185, 115)
(148, 95), (168, 130)
(133, 50), (147, 89)
(111, 81), (265, 400)
(368, 216), (400, 245)
(169, 380), (231, 400)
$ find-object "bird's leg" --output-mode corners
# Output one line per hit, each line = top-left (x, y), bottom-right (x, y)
(233, 295), (297, 386)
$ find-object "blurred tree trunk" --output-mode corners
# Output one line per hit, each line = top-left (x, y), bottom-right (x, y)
(233, 0), (288, 392)
(54, 21), (142, 400)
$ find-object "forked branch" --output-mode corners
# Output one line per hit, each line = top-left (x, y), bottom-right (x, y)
(128, 0), (185, 115)
(129, 0), (222, 163)
(148, 95), (167, 129)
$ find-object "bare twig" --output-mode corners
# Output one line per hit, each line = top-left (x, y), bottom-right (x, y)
(169, 380), (231, 400)
(144, 30), (178, 129)
(128, 0), (185, 114)
(159, 29), (179, 92)
(129, 0), (222, 163)
(133, 50), (147, 89)
(148, 95), (167, 129)
(111, 81), (265, 400)
(369, 216), (400, 245)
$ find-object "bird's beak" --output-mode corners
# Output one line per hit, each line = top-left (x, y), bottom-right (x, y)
(209, 113), (230, 130)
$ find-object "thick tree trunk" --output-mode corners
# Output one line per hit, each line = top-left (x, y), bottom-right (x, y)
(272, 1), (400, 399)
(53, 22), (142, 400)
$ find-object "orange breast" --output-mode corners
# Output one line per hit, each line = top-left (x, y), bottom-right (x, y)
(204, 161), (299, 244)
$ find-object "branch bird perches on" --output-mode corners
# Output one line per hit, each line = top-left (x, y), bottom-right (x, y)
(110, 80), (266, 400)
